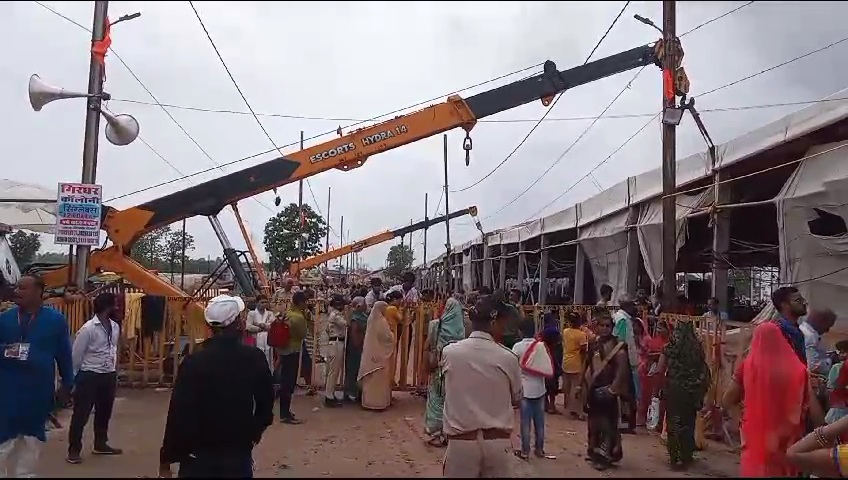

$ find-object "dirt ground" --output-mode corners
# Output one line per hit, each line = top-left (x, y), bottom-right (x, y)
(40, 389), (739, 478)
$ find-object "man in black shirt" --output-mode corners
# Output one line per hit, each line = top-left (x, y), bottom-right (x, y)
(158, 295), (274, 478)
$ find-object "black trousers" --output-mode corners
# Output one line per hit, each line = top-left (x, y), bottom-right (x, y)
(68, 371), (117, 453)
(276, 352), (300, 419)
(178, 452), (253, 478)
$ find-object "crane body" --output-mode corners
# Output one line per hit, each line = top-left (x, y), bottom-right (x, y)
(41, 39), (672, 311)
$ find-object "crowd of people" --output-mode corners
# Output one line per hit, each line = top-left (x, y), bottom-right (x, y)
(2, 269), (848, 478)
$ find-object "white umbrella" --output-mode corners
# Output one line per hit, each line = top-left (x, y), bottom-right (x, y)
(0, 179), (57, 234)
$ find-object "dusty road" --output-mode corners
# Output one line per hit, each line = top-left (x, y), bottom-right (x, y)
(41, 389), (739, 478)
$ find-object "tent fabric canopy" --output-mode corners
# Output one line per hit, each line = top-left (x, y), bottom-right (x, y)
(578, 209), (630, 301)
(636, 190), (713, 285)
(777, 141), (848, 332)
(417, 89), (848, 261)
(0, 179), (57, 234)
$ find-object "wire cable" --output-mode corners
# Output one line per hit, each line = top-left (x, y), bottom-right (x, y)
(509, 28), (848, 222)
(105, 68), (543, 204)
(698, 34), (848, 98)
(523, 112), (659, 221)
(678, 1), (755, 37)
(187, 1), (338, 237)
(451, 0), (631, 194)
(32, 0), (277, 215)
(110, 95), (848, 125)
(478, 65), (646, 220)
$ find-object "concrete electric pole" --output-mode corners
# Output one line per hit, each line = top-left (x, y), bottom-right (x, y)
(661, 0), (678, 310)
(74, 1), (109, 288)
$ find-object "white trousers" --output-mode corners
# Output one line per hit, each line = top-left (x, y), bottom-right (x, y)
(323, 340), (345, 400)
(255, 332), (273, 373)
(0, 435), (42, 478)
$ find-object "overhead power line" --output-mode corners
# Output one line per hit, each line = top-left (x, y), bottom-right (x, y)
(478, 65), (647, 221)
(187, 1), (338, 238)
(32, 0), (277, 215)
(697, 33), (848, 98)
(524, 112), (660, 221)
(678, 1), (755, 37)
(103, 62), (545, 204)
(472, 9), (848, 226)
(451, 0), (632, 194)
(111, 96), (848, 125)
(108, 1), (760, 125)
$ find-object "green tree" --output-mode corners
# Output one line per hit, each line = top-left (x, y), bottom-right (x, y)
(263, 203), (328, 273)
(8, 230), (41, 266)
(129, 227), (171, 269)
(384, 244), (414, 283)
(164, 229), (196, 279)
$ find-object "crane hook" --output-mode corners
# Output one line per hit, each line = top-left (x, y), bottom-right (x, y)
(463, 133), (473, 166)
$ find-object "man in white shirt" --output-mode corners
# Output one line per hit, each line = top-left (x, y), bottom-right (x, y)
(67, 292), (122, 465)
(801, 308), (837, 377)
(511, 319), (549, 460)
(365, 278), (383, 311)
(323, 295), (348, 408)
(246, 295), (274, 371)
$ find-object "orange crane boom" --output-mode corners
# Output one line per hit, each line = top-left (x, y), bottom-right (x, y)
(288, 206), (478, 278)
(41, 41), (669, 301)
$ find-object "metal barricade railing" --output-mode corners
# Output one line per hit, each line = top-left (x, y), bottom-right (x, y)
(49, 295), (733, 398)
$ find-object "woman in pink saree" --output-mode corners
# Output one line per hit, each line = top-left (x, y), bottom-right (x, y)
(739, 321), (810, 477)
(358, 301), (396, 410)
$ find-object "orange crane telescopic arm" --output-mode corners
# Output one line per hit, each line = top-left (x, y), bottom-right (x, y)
(41, 41), (667, 293)
(101, 43), (663, 252)
(288, 206), (478, 278)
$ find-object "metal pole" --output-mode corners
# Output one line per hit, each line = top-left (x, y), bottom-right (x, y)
(339, 216), (344, 272)
(347, 229), (351, 283)
(325, 187), (331, 272)
(297, 130), (304, 265)
(442, 134), (452, 295)
(423, 193), (429, 267)
(74, 0), (109, 289)
(180, 218), (186, 290)
(661, 0), (677, 310)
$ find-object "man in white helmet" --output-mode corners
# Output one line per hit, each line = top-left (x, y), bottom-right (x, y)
(158, 295), (274, 478)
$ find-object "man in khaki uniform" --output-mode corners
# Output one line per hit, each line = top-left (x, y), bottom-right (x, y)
(322, 295), (347, 408)
(441, 292), (522, 478)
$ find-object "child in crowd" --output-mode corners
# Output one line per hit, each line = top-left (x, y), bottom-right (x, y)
(562, 312), (589, 419)
(512, 319), (554, 460)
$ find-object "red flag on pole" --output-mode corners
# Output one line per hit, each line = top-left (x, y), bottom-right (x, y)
(663, 69), (675, 102)
(92, 18), (112, 77)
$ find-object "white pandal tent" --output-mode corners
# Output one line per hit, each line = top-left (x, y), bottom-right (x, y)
(777, 141), (848, 332)
(0, 179), (57, 233)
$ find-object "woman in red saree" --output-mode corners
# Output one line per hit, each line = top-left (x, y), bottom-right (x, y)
(739, 321), (811, 477)
(637, 320), (670, 427)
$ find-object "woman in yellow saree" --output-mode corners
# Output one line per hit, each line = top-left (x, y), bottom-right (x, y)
(358, 301), (396, 410)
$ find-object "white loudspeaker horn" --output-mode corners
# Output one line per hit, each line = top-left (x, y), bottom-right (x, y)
(101, 109), (140, 146)
(28, 74), (91, 112)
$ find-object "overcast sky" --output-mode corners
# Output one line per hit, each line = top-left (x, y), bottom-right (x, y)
(2, 1), (848, 272)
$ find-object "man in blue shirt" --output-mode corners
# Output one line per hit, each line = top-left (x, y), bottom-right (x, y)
(0, 275), (74, 477)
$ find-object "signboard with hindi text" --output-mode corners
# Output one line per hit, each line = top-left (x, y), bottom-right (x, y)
(54, 183), (102, 246)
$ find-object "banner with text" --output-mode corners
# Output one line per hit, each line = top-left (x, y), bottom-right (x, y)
(54, 183), (102, 246)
